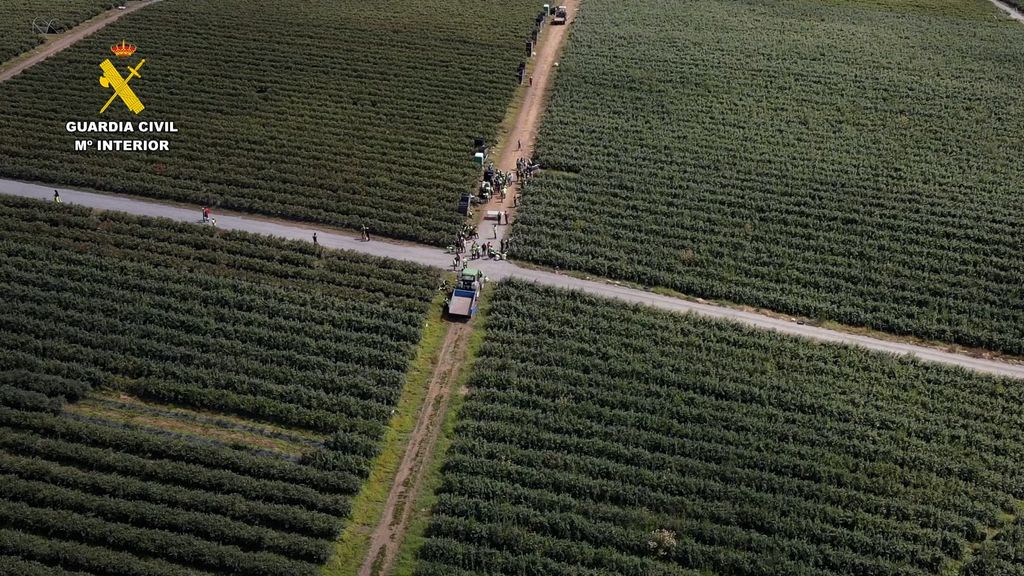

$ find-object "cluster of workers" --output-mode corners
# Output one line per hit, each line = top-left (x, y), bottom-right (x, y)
(451, 236), (512, 270)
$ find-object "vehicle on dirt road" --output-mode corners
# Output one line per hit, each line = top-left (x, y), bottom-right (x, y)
(553, 6), (568, 24)
(447, 268), (483, 318)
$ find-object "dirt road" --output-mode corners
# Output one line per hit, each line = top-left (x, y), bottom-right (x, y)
(476, 0), (580, 243)
(358, 322), (471, 576)
(988, 0), (1024, 23)
(2, 178), (1023, 381)
(354, 11), (584, 574)
(0, 0), (162, 83)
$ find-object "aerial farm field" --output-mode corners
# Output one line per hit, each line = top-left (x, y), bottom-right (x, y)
(511, 0), (1024, 355)
(0, 0), (536, 244)
(0, 196), (439, 575)
(961, 516), (1024, 575)
(412, 280), (1024, 576)
(0, 0), (115, 62)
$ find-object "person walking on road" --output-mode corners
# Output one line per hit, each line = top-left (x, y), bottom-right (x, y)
(361, 225), (369, 242)
(493, 223), (499, 239)
(53, 190), (61, 203)
(312, 232), (318, 246)
(202, 206), (210, 223)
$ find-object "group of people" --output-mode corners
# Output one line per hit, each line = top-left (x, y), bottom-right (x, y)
(491, 211), (510, 238)
(452, 237), (510, 269)
(201, 206), (216, 226)
(515, 157), (539, 206)
(453, 226), (478, 254)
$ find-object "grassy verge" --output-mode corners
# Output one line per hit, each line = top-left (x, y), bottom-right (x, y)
(389, 284), (494, 576)
(321, 291), (450, 576)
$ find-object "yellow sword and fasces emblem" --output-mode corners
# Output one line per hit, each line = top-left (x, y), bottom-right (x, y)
(99, 58), (146, 114)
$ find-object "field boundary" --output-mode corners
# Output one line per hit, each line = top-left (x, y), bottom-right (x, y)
(1, 179), (1023, 381)
(0, 0), (163, 83)
(353, 318), (473, 576)
(387, 285), (493, 576)
(320, 294), (449, 575)
(473, 0), (580, 246)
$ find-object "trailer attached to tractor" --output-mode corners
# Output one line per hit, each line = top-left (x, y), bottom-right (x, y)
(447, 268), (483, 318)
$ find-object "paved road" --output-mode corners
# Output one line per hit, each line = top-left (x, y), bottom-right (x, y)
(3, 179), (1023, 381)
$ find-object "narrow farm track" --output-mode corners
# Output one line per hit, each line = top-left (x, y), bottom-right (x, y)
(358, 322), (472, 576)
(989, 0), (1024, 23)
(477, 0), (580, 243)
(4, 179), (1024, 381)
(0, 0), (162, 83)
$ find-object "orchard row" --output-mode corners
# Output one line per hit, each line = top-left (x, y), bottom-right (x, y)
(0, 196), (439, 574)
(414, 281), (1024, 576)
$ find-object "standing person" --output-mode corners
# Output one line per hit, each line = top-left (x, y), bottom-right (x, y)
(517, 139), (521, 151)
(493, 223), (498, 239)
(312, 232), (318, 246)
(529, 76), (533, 86)
(202, 206), (210, 222)
(53, 190), (61, 203)
(361, 225), (369, 241)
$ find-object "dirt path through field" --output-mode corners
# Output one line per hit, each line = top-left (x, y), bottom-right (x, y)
(476, 0), (580, 244)
(3, 178), (1024, 380)
(0, 0), (162, 83)
(988, 0), (1024, 23)
(357, 321), (472, 576)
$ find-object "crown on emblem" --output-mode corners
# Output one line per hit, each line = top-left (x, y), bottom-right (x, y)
(111, 40), (137, 57)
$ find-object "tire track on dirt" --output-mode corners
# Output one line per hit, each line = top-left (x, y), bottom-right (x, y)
(357, 321), (472, 576)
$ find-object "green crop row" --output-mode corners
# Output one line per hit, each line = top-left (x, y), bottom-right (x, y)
(962, 516), (1024, 576)
(0, 196), (439, 573)
(0, 499), (320, 576)
(413, 280), (1024, 575)
(0, 0), (115, 62)
(510, 0), (1024, 355)
(0, 0), (538, 244)
(0, 528), (217, 576)
(0, 451), (339, 539)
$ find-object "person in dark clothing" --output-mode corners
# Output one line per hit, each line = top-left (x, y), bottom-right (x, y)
(53, 190), (62, 203)
(313, 232), (318, 246)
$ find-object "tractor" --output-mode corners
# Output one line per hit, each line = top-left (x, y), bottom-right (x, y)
(447, 268), (483, 318)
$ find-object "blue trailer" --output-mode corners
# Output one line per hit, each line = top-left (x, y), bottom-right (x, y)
(448, 268), (482, 318)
